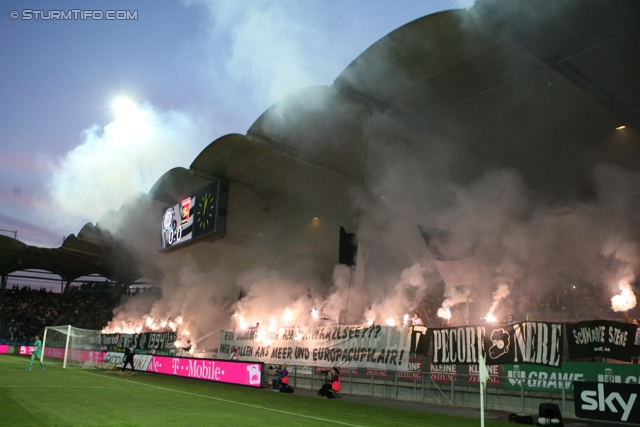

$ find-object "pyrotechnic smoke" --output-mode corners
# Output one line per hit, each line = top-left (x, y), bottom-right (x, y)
(44, 101), (206, 230)
(364, 262), (429, 326)
(440, 286), (474, 310)
(186, 0), (343, 110)
(106, 263), (237, 351)
(322, 264), (361, 325)
(485, 258), (522, 321)
(486, 284), (510, 323)
(437, 307), (452, 320)
(93, 3), (640, 354)
(602, 236), (639, 312)
(232, 267), (321, 336)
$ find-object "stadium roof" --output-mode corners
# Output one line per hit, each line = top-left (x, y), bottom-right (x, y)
(3, 0), (639, 282)
(0, 223), (143, 284)
(193, 0), (640, 243)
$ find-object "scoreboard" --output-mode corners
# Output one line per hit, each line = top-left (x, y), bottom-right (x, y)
(159, 178), (229, 252)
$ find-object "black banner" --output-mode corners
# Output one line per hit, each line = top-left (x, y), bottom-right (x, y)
(431, 321), (563, 368)
(101, 332), (177, 351)
(575, 381), (640, 423)
(566, 320), (636, 362)
(409, 325), (430, 356)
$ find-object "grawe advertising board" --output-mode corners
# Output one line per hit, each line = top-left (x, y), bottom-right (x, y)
(503, 362), (640, 392)
(146, 355), (263, 387)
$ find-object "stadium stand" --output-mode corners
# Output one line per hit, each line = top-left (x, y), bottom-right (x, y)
(0, 282), (137, 344)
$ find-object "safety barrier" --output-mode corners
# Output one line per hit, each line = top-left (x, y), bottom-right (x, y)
(276, 362), (640, 419)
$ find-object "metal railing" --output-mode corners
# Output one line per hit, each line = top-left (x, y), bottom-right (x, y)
(279, 366), (573, 416)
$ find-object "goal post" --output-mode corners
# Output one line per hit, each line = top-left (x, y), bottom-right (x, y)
(43, 325), (103, 368)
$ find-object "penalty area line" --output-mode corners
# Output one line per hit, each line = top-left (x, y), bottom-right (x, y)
(78, 370), (365, 427)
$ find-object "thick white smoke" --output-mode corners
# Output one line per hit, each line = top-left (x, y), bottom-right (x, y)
(602, 236), (639, 312)
(44, 101), (207, 230)
(185, 0), (343, 110)
(363, 262), (430, 326)
(107, 261), (238, 351)
(233, 267), (321, 334)
(100, 4), (640, 352)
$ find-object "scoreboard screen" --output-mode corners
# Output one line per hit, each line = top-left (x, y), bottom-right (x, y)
(159, 178), (228, 252)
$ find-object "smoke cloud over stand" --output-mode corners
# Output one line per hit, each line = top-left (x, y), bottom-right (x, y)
(82, 2), (640, 352)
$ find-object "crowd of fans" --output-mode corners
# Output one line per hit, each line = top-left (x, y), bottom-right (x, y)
(417, 281), (635, 327)
(0, 278), (636, 344)
(1, 286), (59, 343)
(0, 282), (127, 344)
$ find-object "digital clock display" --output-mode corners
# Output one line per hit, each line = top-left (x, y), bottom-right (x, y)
(159, 178), (229, 252)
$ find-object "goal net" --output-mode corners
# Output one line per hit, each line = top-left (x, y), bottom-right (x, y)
(43, 325), (103, 368)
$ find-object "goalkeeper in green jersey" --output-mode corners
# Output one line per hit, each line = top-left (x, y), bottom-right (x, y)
(27, 335), (45, 371)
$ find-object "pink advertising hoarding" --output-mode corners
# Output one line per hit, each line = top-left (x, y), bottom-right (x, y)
(0, 345), (8, 354)
(19, 346), (36, 355)
(146, 355), (263, 387)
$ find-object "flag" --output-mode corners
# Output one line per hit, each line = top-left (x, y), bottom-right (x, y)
(478, 353), (489, 387)
(418, 225), (484, 288)
(339, 226), (357, 266)
(418, 226), (478, 261)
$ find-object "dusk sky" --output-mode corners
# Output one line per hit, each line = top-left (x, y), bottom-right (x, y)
(0, 0), (471, 248)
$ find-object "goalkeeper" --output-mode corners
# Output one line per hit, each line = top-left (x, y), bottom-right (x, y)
(26, 335), (45, 371)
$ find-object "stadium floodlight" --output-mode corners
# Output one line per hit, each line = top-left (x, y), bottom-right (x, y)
(112, 97), (136, 118)
(43, 325), (103, 368)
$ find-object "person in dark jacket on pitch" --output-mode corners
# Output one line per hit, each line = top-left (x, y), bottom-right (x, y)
(121, 342), (136, 374)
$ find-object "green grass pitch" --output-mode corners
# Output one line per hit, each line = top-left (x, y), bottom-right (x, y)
(0, 355), (505, 426)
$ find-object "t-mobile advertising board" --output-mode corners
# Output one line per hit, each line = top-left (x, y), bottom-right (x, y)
(19, 346), (36, 355)
(146, 355), (263, 387)
(102, 352), (263, 387)
(0, 345), (8, 354)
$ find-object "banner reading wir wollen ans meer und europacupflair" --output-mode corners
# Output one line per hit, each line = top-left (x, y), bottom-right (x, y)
(218, 325), (413, 370)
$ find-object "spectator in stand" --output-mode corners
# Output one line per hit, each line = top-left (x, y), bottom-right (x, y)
(230, 346), (239, 360)
(411, 312), (424, 326)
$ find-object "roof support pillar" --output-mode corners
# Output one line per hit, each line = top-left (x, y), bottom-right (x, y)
(0, 275), (6, 304)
